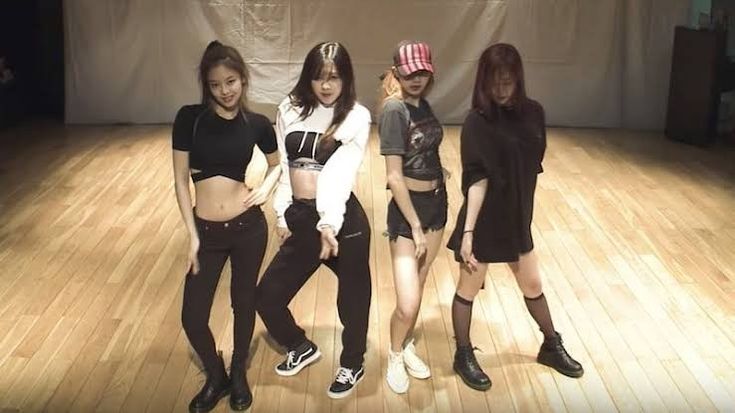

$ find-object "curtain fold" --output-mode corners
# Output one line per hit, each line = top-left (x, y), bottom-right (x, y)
(64, 0), (689, 129)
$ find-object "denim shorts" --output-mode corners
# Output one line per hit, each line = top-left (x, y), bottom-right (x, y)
(386, 185), (448, 241)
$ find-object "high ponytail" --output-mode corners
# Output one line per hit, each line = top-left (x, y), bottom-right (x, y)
(198, 40), (250, 113)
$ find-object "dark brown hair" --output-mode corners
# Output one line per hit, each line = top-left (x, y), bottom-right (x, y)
(471, 43), (528, 117)
(198, 40), (250, 112)
(289, 42), (356, 161)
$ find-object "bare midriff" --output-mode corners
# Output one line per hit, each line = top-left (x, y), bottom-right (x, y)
(193, 174), (252, 221)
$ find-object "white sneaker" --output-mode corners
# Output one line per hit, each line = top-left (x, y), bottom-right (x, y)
(403, 339), (431, 379)
(386, 348), (410, 393)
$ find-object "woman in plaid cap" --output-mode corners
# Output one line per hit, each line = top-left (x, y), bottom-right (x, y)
(378, 40), (447, 394)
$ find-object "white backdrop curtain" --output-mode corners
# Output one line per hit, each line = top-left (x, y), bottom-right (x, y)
(63, 0), (689, 128)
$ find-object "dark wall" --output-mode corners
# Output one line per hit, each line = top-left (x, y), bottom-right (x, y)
(712, 0), (735, 57)
(0, 0), (64, 119)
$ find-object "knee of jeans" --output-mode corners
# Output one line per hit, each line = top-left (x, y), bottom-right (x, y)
(231, 294), (256, 312)
(181, 307), (208, 332)
(339, 265), (371, 287)
(254, 286), (267, 310)
(255, 283), (279, 313)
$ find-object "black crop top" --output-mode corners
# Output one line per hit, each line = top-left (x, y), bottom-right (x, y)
(172, 104), (278, 183)
(284, 130), (342, 167)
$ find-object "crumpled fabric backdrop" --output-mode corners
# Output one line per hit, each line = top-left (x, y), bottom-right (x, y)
(64, 0), (689, 128)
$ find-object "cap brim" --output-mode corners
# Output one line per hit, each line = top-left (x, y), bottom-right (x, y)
(396, 62), (434, 76)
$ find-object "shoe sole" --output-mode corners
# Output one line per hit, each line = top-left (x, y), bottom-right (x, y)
(537, 358), (584, 378)
(275, 349), (322, 377)
(453, 365), (492, 391)
(326, 373), (365, 399)
(406, 365), (431, 379)
(229, 395), (252, 411)
(189, 388), (231, 413)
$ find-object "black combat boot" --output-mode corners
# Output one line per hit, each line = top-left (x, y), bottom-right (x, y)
(189, 355), (231, 413)
(453, 345), (492, 391)
(537, 332), (584, 378)
(229, 358), (252, 411)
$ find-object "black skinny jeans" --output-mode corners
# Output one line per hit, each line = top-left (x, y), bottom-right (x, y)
(257, 194), (372, 369)
(181, 207), (268, 374)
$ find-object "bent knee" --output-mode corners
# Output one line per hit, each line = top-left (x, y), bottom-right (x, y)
(394, 301), (420, 321)
(518, 279), (543, 298)
(254, 284), (273, 311)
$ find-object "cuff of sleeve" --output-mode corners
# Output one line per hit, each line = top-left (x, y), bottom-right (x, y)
(316, 215), (342, 235)
(380, 148), (406, 155)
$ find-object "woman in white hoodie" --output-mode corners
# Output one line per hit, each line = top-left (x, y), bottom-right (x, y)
(256, 41), (372, 400)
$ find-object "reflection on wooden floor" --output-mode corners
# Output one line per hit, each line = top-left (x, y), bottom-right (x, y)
(0, 120), (734, 412)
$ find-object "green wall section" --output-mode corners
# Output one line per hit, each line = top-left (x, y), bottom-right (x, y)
(690, 0), (712, 28)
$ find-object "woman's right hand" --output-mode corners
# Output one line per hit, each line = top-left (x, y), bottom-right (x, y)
(188, 235), (200, 275)
(276, 226), (292, 245)
(460, 232), (478, 273)
(411, 224), (427, 259)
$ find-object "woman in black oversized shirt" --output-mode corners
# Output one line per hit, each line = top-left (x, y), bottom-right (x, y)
(447, 43), (583, 391)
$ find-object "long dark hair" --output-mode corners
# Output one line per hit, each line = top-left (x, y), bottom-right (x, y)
(198, 40), (250, 113)
(471, 43), (528, 118)
(289, 42), (356, 158)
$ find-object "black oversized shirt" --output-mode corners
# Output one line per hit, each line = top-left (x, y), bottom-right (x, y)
(448, 100), (547, 262)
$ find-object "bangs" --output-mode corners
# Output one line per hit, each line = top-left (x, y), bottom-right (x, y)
(311, 60), (337, 80)
(490, 67), (517, 86)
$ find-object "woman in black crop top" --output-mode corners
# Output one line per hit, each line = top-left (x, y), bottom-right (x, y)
(171, 41), (281, 412)
(377, 40), (446, 394)
(255, 42), (372, 400)
(446, 43), (584, 390)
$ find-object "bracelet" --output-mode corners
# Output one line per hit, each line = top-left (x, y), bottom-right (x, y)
(463, 230), (474, 234)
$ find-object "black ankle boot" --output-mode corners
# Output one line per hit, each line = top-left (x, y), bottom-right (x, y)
(453, 345), (492, 391)
(229, 361), (252, 411)
(537, 332), (584, 378)
(189, 356), (231, 413)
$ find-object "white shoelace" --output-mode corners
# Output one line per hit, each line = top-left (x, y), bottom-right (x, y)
(286, 350), (296, 368)
(335, 367), (353, 384)
(390, 351), (404, 364)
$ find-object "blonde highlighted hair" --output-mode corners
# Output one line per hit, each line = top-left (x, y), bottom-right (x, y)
(378, 69), (403, 105)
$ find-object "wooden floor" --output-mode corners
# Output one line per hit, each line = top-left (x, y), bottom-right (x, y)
(1, 120), (734, 413)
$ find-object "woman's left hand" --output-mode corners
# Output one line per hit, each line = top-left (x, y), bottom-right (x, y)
(460, 232), (478, 273)
(319, 226), (339, 260)
(243, 186), (269, 208)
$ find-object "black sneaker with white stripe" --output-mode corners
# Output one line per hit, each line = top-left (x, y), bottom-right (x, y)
(327, 366), (364, 399)
(275, 339), (321, 376)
